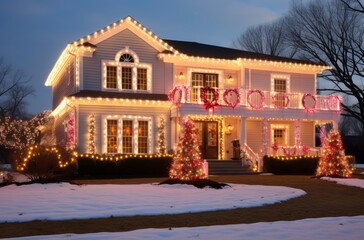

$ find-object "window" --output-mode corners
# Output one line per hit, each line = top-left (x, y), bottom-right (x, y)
(122, 67), (132, 90)
(106, 66), (117, 89)
(107, 120), (118, 153)
(102, 47), (152, 92)
(138, 121), (148, 153)
(137, 68), (147, 90)
(122, 120), (133, 153)
(191, 73), (218, 102)
(273, 78), (287, 108)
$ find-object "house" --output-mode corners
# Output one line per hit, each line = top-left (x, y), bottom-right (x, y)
(45, 16), (341, 169)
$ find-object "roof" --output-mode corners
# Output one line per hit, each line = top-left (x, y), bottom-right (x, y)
(69, 90), (168, 101)
(163, 39), (322, 66)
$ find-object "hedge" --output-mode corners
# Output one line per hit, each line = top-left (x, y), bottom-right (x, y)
(263, 155), (319, 175)
(77, 155), (172, 177)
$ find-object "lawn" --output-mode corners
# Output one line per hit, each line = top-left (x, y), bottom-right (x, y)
(1, 174), (364, 238)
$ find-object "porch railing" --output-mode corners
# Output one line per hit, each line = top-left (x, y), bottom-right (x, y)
(169, 86), (341, 112)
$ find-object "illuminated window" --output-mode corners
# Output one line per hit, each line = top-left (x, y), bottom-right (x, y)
(191, 73), (218, 102)
(107, 120), (118, 153)
(122, 67), (132, 90)
(137, 68), (147, 90)
(122, 120), (133, 153)
(138, 121), (148, 154)
(106, 66), (117, 89)
(102, 47), (152, 92)
(271, 124), (289, 146)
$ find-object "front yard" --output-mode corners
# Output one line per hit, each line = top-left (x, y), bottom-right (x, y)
(1, 174), (364, 238)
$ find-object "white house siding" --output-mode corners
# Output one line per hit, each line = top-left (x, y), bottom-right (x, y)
(77, 104), (171, 154)
(52, 57), (75, 109)
(246, 120), (263, 154)
(300, 121), (314, 147)
(290, 73), (315, 94)
(82, 29), (172, 94)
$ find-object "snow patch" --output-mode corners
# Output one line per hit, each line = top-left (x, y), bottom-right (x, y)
(0, 183), (305, 223)
(322, 177), (364, 188)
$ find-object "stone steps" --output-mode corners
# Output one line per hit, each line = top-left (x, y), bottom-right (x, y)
(206, 160), (252, 175)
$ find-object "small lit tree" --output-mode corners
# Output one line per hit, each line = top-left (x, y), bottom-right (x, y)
(169, 117), (206, 181)
(316, 129), (352, 178)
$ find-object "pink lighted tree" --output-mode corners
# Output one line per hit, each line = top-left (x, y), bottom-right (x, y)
(316, 129), (352, 178)
(169, 117), (207, 181)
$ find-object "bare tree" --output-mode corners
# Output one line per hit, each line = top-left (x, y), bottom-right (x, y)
(0, 58), (35, 119)
(341, 0), (364, 13)
(233, 19), (298, 58)
(285, 0), (364, 135)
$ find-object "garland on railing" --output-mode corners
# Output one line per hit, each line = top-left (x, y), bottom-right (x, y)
(200, 86), (219, 110)
(168, 86), (183, 106)
(247, 89), (265, 110)
(272, 93), (290, 109)
(282, 146), (297, 156)
(302, 93), (316, 113)
(223, 88), (240, 109)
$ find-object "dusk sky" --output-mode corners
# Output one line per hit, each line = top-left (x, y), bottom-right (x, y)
(0, 0), (294, 114)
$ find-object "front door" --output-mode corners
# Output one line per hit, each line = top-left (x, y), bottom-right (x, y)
(195, 121), (218, 159)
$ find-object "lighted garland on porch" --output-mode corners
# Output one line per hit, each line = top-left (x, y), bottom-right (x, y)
(272, 93), (290, 109)
(302, 93), (316, 113)
(157, 115), (167, 154)
(247, 89), (265, 110)
(200, 86), (219, 110)
(262, 118), (268, 156)
(87, 114), (96, 154)
(223, 88), (240, 109)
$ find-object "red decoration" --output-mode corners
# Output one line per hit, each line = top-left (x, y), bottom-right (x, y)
(272, 93), (290, 109)
(169, 117), (207, 181)
(247, 89), (265, 110)
(302, 145), (310, 155)
(66, 111), (75, 149)
(328, 95), (342, 112)
(200, 86), (219, 110)
(223, 88), (240, 109)
(272, 143), (278, 154)
(302, 93), (316, 113)
(168, 86), (183, 106)
(282, 146), (297, 156)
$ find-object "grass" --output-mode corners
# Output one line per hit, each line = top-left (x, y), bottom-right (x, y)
(1, 174), (364, 238)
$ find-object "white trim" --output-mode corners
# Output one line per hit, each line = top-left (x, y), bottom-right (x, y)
(271, 74), (291, 93)
(270, 124), (290, 146)
(78, 56), (84, 91)
(102, 115), (153, 154)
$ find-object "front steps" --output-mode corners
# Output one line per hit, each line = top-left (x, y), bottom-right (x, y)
(206, 160), (252, 175)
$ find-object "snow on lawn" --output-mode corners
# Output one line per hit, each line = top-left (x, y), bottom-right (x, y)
(0, 183), (305, 223)
(9, 215), (364, 240)
(322, 177), (364, 189)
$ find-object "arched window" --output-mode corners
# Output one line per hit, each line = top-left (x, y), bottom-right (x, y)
(119, 53), (134, 63)
(102, 47), (151, 92)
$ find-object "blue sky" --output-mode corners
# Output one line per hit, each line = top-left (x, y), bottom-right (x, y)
(0, 0), (293, 114)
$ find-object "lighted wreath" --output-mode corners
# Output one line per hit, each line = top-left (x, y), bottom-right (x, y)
(200, 86), (219, 110)
(272, 93), (290, 109)
(223, 88), (240, 109)
(168, 86), (183, 106)
(247, 89), (265, 110)
(328, 95), (342, 112)
(302, 93), (316, 113)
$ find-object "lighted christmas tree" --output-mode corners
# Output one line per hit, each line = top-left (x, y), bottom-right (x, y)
(169, 117), (207, 181)
(157, 115), (167, 154)
(316, 129), (352, 178)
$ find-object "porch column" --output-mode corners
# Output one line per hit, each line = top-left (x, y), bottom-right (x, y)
(262, 118), (268, 156)
(240, 117), (246, 145)
(295, 119), (301, 146)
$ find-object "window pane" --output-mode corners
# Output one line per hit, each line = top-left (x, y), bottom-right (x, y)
(107, 120), (118, 153)
(137, 68), (147, 90)
(122, 120), (133, 153)
(138, 121), (148, 153)
(274, 79), (286, 93)
(191, 73), (204, 103)
(122, 67), (132, 89)
(273, 129), (286, 146)
(120, 54), (134, 63)
(106, 66), (117, 89)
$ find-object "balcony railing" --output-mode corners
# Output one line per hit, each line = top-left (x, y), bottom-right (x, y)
(168, 86), (341, 112)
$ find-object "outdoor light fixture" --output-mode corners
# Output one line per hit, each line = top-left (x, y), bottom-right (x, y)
(225, 124), (233, 135)
(228, 75), (234, 83)
(178, 72), (184, 80)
